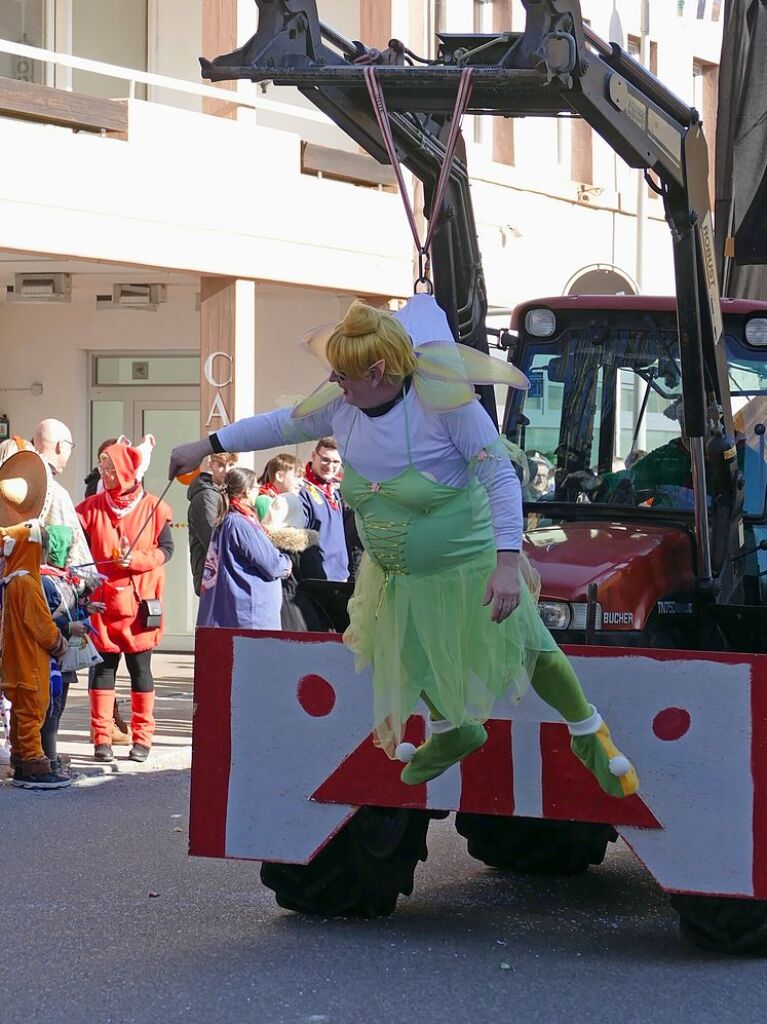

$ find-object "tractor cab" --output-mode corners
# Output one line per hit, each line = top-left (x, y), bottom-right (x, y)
(503, 296), (767, 647)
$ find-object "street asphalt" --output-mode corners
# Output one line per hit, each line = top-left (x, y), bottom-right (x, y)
(2, 660), (766, 1024)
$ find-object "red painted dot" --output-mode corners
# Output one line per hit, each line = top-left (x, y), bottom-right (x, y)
(652, 707), (691, 742)
(297, 674), (336, 717)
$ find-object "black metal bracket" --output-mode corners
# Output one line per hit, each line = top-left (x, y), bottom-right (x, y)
(198, 0), (735, 576)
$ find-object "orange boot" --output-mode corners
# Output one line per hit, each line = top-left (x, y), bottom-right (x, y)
(129, 690), (155, 762)
(90, 689), (116, 762)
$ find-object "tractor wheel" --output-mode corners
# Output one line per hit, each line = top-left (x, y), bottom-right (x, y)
(260, 806), (431, 918)
(670, 895), (767, 954)
(455, 813), (617, 876)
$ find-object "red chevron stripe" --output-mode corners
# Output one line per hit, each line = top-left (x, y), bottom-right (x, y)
(458, 719), (514, 815)
(311, 715), (427, 809)
(540, 723), (662, 829)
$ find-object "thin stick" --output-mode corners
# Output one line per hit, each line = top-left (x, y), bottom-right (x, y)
(70, 478), (175, 571)
(121, 478), (174, 558)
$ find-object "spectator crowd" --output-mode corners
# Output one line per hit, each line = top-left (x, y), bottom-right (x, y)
(0, 419), (357, 792)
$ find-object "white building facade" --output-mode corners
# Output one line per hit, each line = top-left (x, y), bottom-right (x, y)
(0, 0), (725, 645)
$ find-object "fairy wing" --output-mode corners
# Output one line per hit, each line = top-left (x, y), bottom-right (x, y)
(291, 378), (343, 420)
(416, 341), (529, 390)
(413, 341), (529, 411)
(299, 321), (336, 368)
(412, 372), (477, 412)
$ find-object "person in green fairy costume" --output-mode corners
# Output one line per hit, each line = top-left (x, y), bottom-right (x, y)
(169, 297), (639, 797)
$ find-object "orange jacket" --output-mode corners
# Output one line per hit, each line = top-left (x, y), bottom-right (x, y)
(77, 491), (172, 654)
(0, 522), (64, 692)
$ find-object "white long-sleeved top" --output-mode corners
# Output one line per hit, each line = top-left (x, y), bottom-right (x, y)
(216, 388), (523, 551)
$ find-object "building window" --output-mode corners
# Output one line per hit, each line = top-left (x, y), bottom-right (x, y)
(71, 0), (148, 99)
(0, 0), (45, 84)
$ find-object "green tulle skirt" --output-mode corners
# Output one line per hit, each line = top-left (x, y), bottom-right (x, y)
(343, 548), (559, 757)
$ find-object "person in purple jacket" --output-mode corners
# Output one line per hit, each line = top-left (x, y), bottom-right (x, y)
(197, 467), (291, 629)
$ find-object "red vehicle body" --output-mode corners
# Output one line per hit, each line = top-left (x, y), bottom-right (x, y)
(506, 295), (767, 651)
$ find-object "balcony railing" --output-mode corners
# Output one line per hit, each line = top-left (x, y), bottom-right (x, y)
(0, 36), (327, 129)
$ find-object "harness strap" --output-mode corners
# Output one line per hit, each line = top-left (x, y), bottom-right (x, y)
(363, 66), (474, 291)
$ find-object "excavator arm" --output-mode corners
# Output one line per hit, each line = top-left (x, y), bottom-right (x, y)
(202, 0), (740, 591)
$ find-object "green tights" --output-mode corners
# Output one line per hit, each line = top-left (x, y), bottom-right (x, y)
(530, 649), (591, 723)
(421, 648), (590, 725)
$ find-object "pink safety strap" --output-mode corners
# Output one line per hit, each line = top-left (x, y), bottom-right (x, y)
(363, 65), (474, 291)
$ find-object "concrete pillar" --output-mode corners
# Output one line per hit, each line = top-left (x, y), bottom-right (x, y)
(202, 0), (237, 118)
(360, 0), (392, 46)
(199, 277), (256, 452)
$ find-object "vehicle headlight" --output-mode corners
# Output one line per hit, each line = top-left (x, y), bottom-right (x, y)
(525, 308), (556, 338)
(538, 601), (572, 630)
(745, 318), (767, 346)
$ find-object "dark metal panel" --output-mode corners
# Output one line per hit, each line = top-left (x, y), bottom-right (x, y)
(715, 0), (767, 296)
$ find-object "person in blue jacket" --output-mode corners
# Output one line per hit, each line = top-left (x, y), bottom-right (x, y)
(39, 524), (94, 770)
(198, 467), (291, 629)
(300, 437), (349, 582)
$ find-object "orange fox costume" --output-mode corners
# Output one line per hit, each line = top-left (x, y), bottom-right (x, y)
(0, 521), (67, 773)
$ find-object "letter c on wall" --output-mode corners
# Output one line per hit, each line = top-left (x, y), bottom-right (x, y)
(203, 351), (233, 389)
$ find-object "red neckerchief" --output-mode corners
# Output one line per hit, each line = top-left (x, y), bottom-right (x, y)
(258, 482), (279, 498)
(304, 463), (340, 510)
(105, 483), (143, 516)
(41, 563), (83, 590)
(230, 496), (261, 524)
(41, 565), (67, 579)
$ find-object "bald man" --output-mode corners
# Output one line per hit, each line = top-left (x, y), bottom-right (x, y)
(33, 418), (75, 476)
(33, 418), (94, 577)
(32, 419), (98, 765)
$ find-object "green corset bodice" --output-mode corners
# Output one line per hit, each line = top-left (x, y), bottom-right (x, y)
(341, 463), (494, 577)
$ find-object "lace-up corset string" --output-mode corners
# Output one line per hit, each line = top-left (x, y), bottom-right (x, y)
(341, 401), (415, 597)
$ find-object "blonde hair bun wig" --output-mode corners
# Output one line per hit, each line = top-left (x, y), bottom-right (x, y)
(327, 299), (417, 383)
(341, 300), (382, 338)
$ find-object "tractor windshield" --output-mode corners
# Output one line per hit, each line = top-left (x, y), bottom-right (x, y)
(728, 338), (767, 519)
(505, 323), (767, 519)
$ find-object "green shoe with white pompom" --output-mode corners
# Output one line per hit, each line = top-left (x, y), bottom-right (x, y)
(568, 705), (639, 798)
(398, 722), (488, 785)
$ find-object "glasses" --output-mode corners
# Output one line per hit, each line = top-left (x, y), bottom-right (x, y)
(319, 457), (342, 468)
(60, 439), (75, 450)
(330, 365), (378, 384)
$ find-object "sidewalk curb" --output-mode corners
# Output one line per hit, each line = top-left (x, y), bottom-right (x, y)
(1, 748), (191, 786)
(71, 747), (192, 777)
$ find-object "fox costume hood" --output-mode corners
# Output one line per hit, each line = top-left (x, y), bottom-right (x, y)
(0, 521), (63, 692)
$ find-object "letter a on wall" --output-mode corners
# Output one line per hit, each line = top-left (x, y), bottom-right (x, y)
(206, 392), (231, 427)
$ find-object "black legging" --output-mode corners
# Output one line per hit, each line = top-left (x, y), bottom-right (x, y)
(90, 650), (155, 693)
(41, 670), (75, 761)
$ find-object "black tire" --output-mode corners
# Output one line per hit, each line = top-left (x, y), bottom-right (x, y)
(670, 894), (767, 954)
(455, 813), (618, 876)
(260, 806), (431, 918)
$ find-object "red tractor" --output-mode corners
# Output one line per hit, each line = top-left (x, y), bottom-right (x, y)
(503, 293), (767, 653)
(189, 1), (767, 953)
